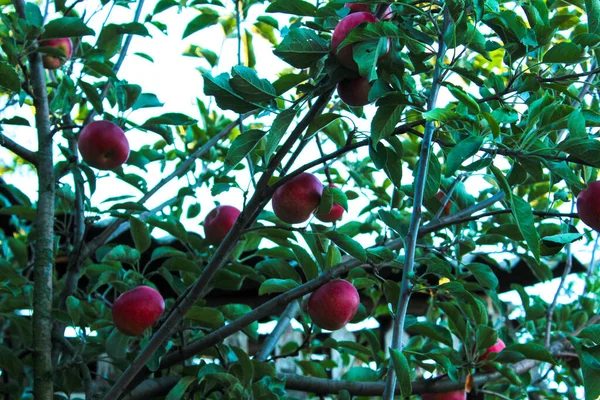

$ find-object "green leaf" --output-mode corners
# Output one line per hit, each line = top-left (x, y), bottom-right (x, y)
(186, 307), (225, 329)
(291, 245), (319, 280)
(130, 217), (151, 253)
(445, 136), (484, 176)
(543, 232), (583, 244)
(79, 80), (103, 114)
(230, 66), (276, 102)
(256, 259), (301, 282)
(371, 103), (404, 145)
(203, 72), (259, 113)
(447, 84), (480, 113)
(342, 366), (378, 382)
(559, 138), (600, 168)
(422, 153), (441, 201)
(232, 346), (254, 386)
(273, 28), (329, 69)
(330, 186), (349, 212)
(182, 12), (219, 39)
(42, 17), (95, 38)
(101, 245), (140, 265)
(66, 296), (81, 325)
(466, 263), (498, 290)
(142, 112), (196, 126)
(543, 42), (584, 63)
(390, 349), (412, 397)
(266, 0), (316, 16)
(166, 377), (197, 400)
(0, 344), (24, 378)
(406, 322), (453, 347)
(339, 21), (406, 49)
(297, 360), (327, 378)
(544, 160), (585, 189)
(569, 109), (586, 139)
(224, 129), (267, 173)
(511, 196), (541, 262)
(258, 278), (299, 295)
(264, 108), (297, 164)
(272, 73), (309, 95)
(306, 113), (343, 140)
(507, 343), (556, 364)
(0, 62), (20, 93)
(423, 108), (460, 123)
(326, 244), (342, 270)
(105, 328), (130, 360)
(569, 336), (600, 400)
(327, 231), (367, 262)
(7, 238), (27, 268)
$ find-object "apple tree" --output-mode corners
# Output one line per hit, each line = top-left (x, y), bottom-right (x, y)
(1, 0), (600, 399)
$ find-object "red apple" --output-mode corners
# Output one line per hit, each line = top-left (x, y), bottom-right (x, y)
(307, 280), (360, 330)
(39, 37), (73, 70)
(435, 191), (451, 216)
(421, 390), (466, 400)
(111, 286), (165, 336)
(337, 76), (372, 106)
(272, 173), (323, 224)
(577, 181), (600, 232)
(331, 12), (381, 70)
(481, 338), (506, 360)
(204, 205), (241, 245)
(345, 3), (393, 19)
(316, 184), (345, 222)
(78, 120), (130, 170)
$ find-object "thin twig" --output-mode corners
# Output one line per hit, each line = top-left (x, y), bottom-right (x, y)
(382, 8), (450, 399)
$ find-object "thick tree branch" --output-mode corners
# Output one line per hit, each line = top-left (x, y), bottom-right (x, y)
(13, 0), (55, 398)
(382, 9), (449, 399)
(255, 301), (300, 362)
(0, 132), (37, 166)
(124, 192), (506, 394)
(102, 92), (333, 400)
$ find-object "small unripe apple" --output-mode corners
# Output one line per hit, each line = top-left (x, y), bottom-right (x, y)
(307, 280), (360, 330)
(39, 37), (73, 70)
(316, 184), (345, 222)
(78, 120), (130, 170)
(421, 390), (466, 400)
(272, 173), (323, 224)
(337, 76), (372, 107)
(577, 181), (600, 232)
(435, 191), (451, 216)
(111, 286), (165, 336)
(481, 338), (506, 360)
(331, 12), (381, 70)
(204, 205), (241, 245)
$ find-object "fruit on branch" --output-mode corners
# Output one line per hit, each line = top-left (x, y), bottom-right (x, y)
(316, 184), (345, 222)
(272, 173), (323, 224)
(78, 120), (130, 170)
(435, 191), (451, 216)
(337, 76), (372, 107)
(420, 390), (466, 400)
(345, 3), (392, 19)
(203, 205), (241, 245)
(577, 181), (600, 232)
(307, 279), (360, 330)
(331, 12), (384, 70)
(111, 286), (165, 336)
(480, 338), (506, 361)
(39, 37), (73, 70)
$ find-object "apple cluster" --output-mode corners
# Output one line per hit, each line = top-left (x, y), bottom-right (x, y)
(331, 4), (392, 107)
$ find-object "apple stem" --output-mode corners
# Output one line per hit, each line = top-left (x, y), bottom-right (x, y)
(382, 8), (450, 399)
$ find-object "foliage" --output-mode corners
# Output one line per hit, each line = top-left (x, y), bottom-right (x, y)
(0, 0), (599, 399)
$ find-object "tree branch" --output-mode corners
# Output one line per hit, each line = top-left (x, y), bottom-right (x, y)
(382, 8), (449, 399)
(101, 92), (333, 400)
(13, 0), (55, 397)
(0, 132), (37, 166)
(255, 300), (300, 362)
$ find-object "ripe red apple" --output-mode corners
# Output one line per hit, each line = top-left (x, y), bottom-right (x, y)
(331, 12), (381, 70)
(272, 173), (323, 224)
(481, 338), (506, 360)
(39, 37), (73, 70)
(577, 181), (600, 232)
(78, 120), (130, 170)
(435, 191), (451, 216)
(337, 76), (372, 106)
(316, 184), (345, 222)
(307, 280), (360, 330)
(204, 205), (241, 245)
(421, 390), (466, 400)
(345, 3), (393, 19)
(111, 286), (165, 336)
